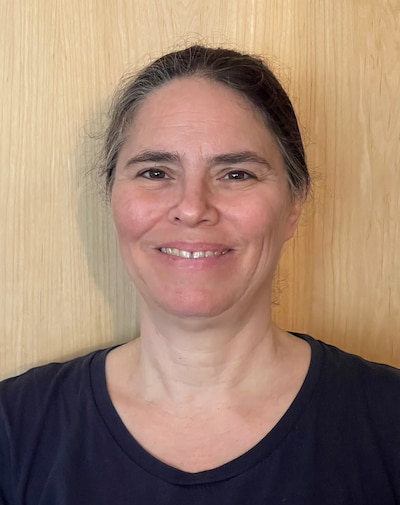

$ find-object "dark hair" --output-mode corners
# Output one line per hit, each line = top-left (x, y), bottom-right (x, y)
(100, 45), (310, 199)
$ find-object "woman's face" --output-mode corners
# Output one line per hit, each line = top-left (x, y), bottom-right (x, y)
(111, 77), (301, 319)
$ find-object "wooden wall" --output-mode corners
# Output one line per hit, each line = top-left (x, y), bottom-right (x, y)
(1, 0), (399, 378)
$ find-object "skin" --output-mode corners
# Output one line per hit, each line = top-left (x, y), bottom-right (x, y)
(107, 77), (310, 472)
(112, 77), (301, 322)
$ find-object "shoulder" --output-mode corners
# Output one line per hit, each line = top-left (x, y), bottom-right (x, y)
(0, 348), (114, 503)
(1, 349), (98, 391)
(0, 348), (111, 424)
(300, 334), (400, 443)
(326, 341), (400, 418)
(316, 336), (400, 390)
(297, 332), (400, 387)
(295, 333), (400, 421)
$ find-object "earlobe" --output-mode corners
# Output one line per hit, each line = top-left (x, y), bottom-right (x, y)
(284, 197), (303, 241)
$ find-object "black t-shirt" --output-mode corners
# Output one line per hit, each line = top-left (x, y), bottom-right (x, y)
(1, 333), (400, 504)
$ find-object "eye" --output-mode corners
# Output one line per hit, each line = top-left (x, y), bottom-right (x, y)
(223, 170), (254, 181)
(139, 168), (168, 179)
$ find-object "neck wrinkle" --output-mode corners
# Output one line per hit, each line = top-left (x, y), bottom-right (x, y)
(131, 303), (285, 408)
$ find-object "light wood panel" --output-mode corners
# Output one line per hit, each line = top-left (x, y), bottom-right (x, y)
(1, 0), (399, 378)
(273, 0), (400, 365)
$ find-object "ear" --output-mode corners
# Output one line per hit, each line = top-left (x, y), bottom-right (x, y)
(284, 196), (303, 241)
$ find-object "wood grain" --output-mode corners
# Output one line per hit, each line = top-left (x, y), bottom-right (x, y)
(1, 0), (399, 378)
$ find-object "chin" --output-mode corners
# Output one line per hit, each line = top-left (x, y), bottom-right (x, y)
(150, 292), (232, 320)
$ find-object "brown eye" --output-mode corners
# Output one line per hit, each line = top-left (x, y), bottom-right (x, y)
(224, 170), (253, 180)
(140, 168), (167, 179)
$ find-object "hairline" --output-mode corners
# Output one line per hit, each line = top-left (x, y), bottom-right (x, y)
(109, 73), (304, 200)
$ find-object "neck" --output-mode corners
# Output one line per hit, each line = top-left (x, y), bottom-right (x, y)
(125, 298), (293, 408)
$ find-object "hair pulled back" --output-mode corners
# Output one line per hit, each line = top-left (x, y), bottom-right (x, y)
(101, 45), (310, 199)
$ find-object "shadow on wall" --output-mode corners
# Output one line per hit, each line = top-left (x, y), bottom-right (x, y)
(74, 107), (138, 347)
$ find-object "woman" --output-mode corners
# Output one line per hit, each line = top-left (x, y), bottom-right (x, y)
(1, 45), (399, 504)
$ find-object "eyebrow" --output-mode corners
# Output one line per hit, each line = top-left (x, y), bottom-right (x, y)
(124, 150), (180, 167)
(123, 150), (272, 169)
(212, 152), (272, 169)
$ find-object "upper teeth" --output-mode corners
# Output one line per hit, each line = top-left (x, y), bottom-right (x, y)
(160, 248), (228, 258)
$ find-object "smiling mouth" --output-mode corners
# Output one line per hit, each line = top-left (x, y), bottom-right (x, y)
(159, 247), (230, 259)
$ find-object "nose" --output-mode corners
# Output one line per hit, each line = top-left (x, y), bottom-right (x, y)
(168, 176), (219, 227)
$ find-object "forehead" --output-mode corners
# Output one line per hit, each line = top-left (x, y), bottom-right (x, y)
(120, 77), (281, 164)
(132, 77), (267, 131)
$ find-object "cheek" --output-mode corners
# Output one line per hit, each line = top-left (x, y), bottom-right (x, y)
(111, 194), (133, 237)
(111, 188), (150, 241)
(228, 196), (290, 242)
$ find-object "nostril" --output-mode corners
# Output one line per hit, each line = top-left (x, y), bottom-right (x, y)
(167, 190), (218, 226)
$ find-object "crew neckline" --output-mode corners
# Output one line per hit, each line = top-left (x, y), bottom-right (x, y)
(90, 333), (323, 485)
